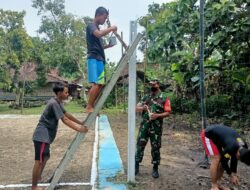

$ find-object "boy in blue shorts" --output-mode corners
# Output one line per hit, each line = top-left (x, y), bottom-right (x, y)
(85, 6), (117, 113)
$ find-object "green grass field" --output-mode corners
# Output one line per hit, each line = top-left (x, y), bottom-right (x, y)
(0, 101), (84, 115)
(0, 101), (125, 115)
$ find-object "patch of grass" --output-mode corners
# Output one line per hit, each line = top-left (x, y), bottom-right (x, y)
(105, 172), (143, 190)
(106, 172), (127, 183)
(64, 101), (84, 113)
(127, 182), (142, 190)
(0, 103), (46, 114)
(0, 103), (13, 113)
(0, 101), (84, 115)
(101, 106), (126, 116)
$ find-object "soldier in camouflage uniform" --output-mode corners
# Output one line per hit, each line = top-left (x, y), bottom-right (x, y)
(135, 79), (171, 178)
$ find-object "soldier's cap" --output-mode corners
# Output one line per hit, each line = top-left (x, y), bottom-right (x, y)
(149, 79), (160, 84)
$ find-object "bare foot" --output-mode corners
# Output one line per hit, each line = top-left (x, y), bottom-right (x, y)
(218, 185), (230, 190)
(38, 176), (52, 183)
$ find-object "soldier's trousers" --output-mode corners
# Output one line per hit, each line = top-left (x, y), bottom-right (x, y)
(135, 121), (163, 165)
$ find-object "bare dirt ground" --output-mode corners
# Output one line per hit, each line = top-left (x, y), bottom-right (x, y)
(0, 114), (93, 190)
(0, 113), (249, 190)
(109, 113), (250, 190)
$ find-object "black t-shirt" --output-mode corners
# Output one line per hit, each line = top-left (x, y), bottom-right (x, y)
(33, 98), (66, 144)
(86, 23), (105, 61)
(205, 125), (248, 174)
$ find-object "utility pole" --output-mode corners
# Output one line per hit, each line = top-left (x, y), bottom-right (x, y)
(199, 0), (206, 130)
(127, 20), (137, 182)
(199, 0), (209, 168)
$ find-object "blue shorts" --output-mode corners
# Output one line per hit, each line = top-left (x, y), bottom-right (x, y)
(87, 59), (105, 84)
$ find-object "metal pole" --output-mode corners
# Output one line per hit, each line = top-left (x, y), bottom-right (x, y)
(121, 31), (126, 112)
(144, 18), (148, 95)
(121, 32), (124, 56)
(199, 0), (210, 167)
(127, 20), (137, 182)
(199, 0), (206, 129)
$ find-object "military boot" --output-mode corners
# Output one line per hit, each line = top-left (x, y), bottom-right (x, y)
(152, 164), (159, 178)
(135, 161), (139, 175)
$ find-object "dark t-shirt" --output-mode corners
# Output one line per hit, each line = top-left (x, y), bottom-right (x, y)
(33, 98), (66, 144)
(86, 23), (105, 61)
(205, 125), (248, 174)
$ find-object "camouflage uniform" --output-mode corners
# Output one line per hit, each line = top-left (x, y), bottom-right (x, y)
(135, 91), (167, 165)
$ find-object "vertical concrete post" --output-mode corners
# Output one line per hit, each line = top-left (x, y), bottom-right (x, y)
(127, 20), (137, 182)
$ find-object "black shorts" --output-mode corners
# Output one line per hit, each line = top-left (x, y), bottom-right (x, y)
(33, 141), (50, 162)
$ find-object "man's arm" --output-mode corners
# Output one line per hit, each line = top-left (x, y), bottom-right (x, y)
(149, 111), (170, 120)
(230, 155), (238, 174)
(220, 149), (238, 176)
(93, 26), (117, 38)
(61, 116), (88, 133)
(220, 156), (231, 175)
(155, 112), (170, 119)
(103, 44), (113, 49)
(64, 112), (83, 125)
(222, 146), (239, 175)
(229, 155), (239, 185)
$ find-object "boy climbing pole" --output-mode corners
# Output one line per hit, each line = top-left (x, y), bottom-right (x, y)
(85, 7), (117, 113)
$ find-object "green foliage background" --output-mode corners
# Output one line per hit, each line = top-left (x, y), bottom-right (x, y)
(0, 0), (249, 127)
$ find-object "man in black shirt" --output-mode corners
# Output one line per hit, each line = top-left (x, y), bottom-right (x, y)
(201, 125), (250, 190)
(85, 7), (117, 113)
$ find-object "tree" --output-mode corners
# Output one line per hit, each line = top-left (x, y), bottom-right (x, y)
(32, 0), (88, 83)
(140, 0), (250, 117)
(0, 9), (34, 106)
(28, 37), (47, 87)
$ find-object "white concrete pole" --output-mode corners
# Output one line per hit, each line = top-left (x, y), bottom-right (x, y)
(127, 20), (137, 182)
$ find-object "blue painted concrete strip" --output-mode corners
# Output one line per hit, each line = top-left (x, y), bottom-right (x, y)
(98, 115), (127, 190)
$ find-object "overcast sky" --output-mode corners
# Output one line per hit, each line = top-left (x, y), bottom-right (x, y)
(1, 0), (168, 62)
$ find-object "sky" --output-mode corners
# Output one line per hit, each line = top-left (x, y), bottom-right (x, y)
(1, 0), (167, 62)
